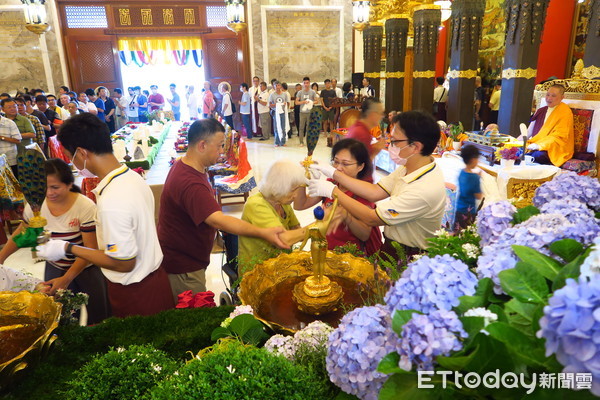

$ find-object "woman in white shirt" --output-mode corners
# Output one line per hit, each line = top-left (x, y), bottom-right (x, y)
(220, 82), (234, 128)
(0, 158), (110, 324)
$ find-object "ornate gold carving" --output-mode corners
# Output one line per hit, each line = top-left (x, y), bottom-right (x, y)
(507, 175), (555, 208)
(184, 9), (195, 25)
(501, 67), (537, 80)
(118, 9), (131, 26)
(386, 71), (405, 79)
(583, 65), (600, 80)
(535, 79), (600, 94)
(413, 70), (436, 79)
(162, 9), (174, 25)
(413, 4), (441, 12)
(447, 69), (478, 79)
(364, 72), (381, 79)
(141, 9), (153, 25)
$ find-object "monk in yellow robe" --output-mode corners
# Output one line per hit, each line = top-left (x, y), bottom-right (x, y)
(526, 84), (574, 166)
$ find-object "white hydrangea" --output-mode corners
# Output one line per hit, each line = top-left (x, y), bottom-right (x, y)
(464, 307), (498, 327)
(461, 243), (480, 259)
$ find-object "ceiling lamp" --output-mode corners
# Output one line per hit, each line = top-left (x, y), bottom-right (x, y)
(21, 0), (50, 35)
(434, 0), (452, 22)
(225, 0), (247, 34)
(352, 1), (371, 32)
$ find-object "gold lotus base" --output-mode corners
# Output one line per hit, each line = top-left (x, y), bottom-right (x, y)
(292, 276), (343, 315)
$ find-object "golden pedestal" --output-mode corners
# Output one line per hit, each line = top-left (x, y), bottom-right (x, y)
(292, 276), (343, 315)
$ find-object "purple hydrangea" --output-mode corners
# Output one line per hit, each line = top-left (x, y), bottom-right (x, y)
(581, 236), (600, 279)
(533, 171), (600, 211)
(539, 199), (600, 245)
(385, 255), (478, 315)
(293, 320), (333, 349)
(537, 275), (600, 396)
(477, 213), (598, 294)
(264, 334), (295, 360)
(326, 305), (399, 400)
(476, 201), (517, 246)
(397, 310), (467, 371)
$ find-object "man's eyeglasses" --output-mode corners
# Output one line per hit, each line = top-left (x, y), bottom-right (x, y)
(331, 159), (358, 167)
(389, 139), (410, 148)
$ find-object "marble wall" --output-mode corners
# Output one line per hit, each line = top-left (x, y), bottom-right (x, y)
(248, 0), (353, 84)
(0, 0), (66, 95)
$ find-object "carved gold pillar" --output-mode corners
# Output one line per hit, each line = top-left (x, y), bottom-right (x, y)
(364, 23), (384, 99)
(583, 0), (600, 79)
(411, 5), (441, 114)
(447, 0), (485, 126)
(385, 17), (409, 112)
(498, 0), (550, 136)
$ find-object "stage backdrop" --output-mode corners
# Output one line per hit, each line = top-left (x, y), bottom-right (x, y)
(249, 0), (352, 85)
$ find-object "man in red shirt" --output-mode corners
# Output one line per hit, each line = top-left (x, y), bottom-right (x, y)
(147, 84), (165, 112)
(347, 98), (386, 159)
(157, 119), (288, 301)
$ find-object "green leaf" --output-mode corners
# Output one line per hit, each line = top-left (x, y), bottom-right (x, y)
(485, 322), (549, 369)
(499, 263), (549, 304)
(511, 246), (560, 281)
(241, 325), (269, 346)
(436, 351), (478, 371)
(459, 333), (515, 374)
(459, 316), (485, 340)
(379, 373), (444, 400)
(210, 327), (231, 342)
(392, 310), (419, 336)
(228, 314), (263, 337)
(334, 391), (360, 400)
(377, 352), (410, 374)
(511, 205), (540, 225)
(549, 239), (584, 263)
(488, 304), (507, 323)
(552, 249), (590, 291)
(455, 295), (485, 315)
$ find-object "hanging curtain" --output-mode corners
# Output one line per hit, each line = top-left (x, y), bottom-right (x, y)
(117, 37), (202, 66)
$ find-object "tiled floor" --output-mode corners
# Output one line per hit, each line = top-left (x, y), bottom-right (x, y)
(4, 124), (385, 307)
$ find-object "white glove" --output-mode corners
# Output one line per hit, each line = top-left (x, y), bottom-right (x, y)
(37, 240), (68, 261)
(308, 179), (336, 199)
(527, 143), (540, 151)
(309, 163), (336, 179)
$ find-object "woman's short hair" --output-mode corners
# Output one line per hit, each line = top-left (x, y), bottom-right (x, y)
(259, 160), (306, 201)
(45, 158), (81, 193)
(331, 139), (372, 180)
(391, 111), (440, 156)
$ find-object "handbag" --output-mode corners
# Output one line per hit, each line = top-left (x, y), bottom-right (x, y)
(228, 93), (236, 113)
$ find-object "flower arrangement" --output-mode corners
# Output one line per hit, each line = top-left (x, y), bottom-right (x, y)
(54, 288), (88, 325)
(533, 171), (600, 211)
(439, 122), (469, 150)
(497, 145), (520, 160)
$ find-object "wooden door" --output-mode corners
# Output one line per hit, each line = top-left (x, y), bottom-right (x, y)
(65, 35), (122, 93)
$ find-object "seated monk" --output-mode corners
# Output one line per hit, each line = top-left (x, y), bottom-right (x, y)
(525, 84), (574, 166)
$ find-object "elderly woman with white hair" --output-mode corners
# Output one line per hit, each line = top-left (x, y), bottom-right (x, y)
(238, 159), (308, 266)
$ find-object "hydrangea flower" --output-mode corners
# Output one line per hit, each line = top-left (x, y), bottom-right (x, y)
(581, 236), (600, 279)
(539, 199), (600, 245)
(264, 334), (295, 360)
(326, 305), (399, 400)
(533, 171), (600, 211)
(537, 275), (600, 396)
(385, 255), (478, 314)
(476, 201), (517, 246)
(397, 310), (467, 371)
(464, 307), (498, 327)
(293, 320), (333, 349)
(477, 213), (598, 294)
(461, 243), (480, 259)
(221, 305), (254, 327)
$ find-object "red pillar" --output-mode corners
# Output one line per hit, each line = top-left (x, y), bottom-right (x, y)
(536, 0), (577, 83)
(435, 19), (449, 78)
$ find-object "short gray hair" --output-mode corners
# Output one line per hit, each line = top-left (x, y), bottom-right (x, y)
(259, 160), (306, 201)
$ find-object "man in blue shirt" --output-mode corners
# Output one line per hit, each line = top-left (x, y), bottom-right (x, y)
(239, 83), (252, 139)
(167, 83), (181, 121)
(455, 145), (482, 230)
(86, 88), (105, 122)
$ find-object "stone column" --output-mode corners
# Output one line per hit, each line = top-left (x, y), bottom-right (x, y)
(384, 17), (409, 112)
(411, 5), (441, 113)
(498, 0), (550, 136)
(446, 0), (485, 126)
(363, 23), (383, 99)
(583, 0), (600, 78)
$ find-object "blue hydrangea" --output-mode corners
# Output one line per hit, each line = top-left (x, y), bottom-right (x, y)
(533, 171), (600, 211)
(476, 201), (517, 246)
(539, 199), (600, 245)
(477, 213), (597, 294)
(581, 236), (600, 279)
(385, 255), (478, 315)
(326, 305), (399, 400)
(397, 310), (467, 371)
(537, 275), (600, 396)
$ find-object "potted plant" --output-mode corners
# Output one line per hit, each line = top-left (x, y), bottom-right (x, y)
(445, 122), (468, 151)
(497, 146), (519, 168)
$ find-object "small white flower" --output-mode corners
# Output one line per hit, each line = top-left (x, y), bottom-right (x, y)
(152, 364), (162, 373)
(411, 254), (424, 262)
(464, 307), (498, 327)
(226, 364), (236, 374)
(173, 371), (179, 376)
(434, 229), (449, 237)
(461, 243), (480, 259)
(116, 347), (125, 353)
(131, 359), (136, 363)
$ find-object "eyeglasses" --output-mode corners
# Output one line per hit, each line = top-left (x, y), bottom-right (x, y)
(389, 139), (410, 148)
(331, 159), (358, 167)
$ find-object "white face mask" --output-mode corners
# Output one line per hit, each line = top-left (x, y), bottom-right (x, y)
(388, 144), (413, 166)
(73, 148), (96, 178)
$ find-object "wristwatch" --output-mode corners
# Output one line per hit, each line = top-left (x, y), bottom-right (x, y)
(66, 242), (75, 255)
